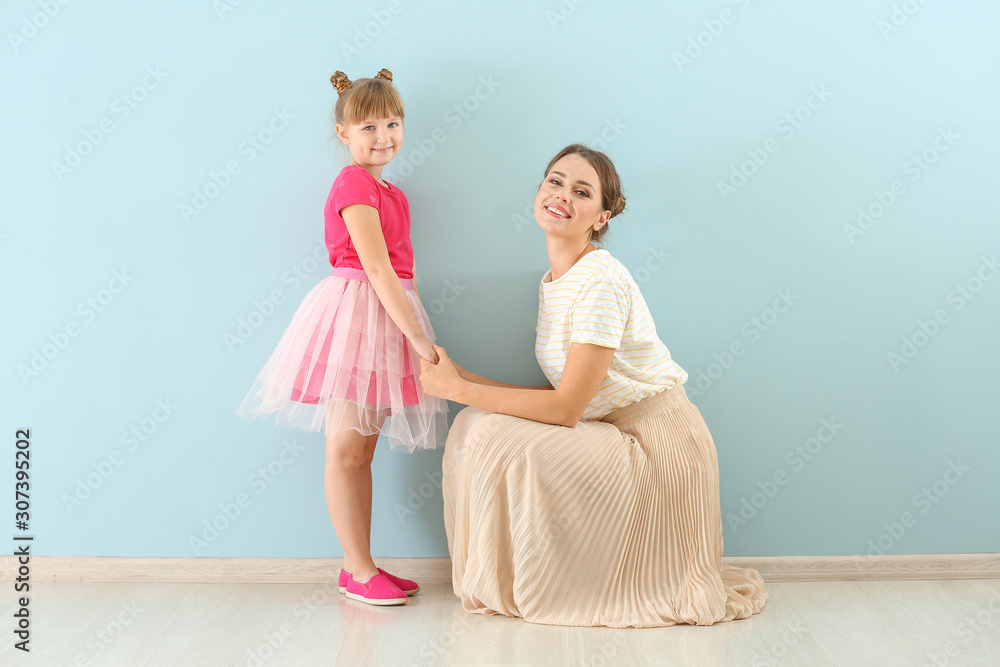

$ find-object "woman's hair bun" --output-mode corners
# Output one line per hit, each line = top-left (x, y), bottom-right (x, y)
(330, 71), (352, 94)
(612, 193), (627, 217)
(374, 68), (393, 82)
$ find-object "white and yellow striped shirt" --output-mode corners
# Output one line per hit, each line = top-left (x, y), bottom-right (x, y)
(535, 249), (688, 420)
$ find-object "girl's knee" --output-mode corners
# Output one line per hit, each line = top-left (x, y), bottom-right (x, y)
(325, 432), (369, 469)
(359, 435), (378, 466)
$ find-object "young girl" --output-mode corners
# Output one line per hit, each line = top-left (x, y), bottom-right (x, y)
(238, 68), (448, 606)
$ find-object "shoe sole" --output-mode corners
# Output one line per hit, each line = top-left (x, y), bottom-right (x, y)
(345, 591), (408, 606)
(340, 585), (418, 596)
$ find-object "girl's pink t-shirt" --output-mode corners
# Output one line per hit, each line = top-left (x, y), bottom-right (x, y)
(324, 164), (414, 279)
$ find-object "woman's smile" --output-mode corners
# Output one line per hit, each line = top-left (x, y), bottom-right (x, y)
(544, 203), (571, 219)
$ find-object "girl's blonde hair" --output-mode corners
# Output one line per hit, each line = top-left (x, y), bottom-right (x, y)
(330, 68), (404, 126)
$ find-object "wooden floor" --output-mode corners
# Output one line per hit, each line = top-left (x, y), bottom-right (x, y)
(3, 580), (999, 666)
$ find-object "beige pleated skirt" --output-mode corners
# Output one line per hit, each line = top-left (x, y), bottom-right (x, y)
(442, 383), (768, 628)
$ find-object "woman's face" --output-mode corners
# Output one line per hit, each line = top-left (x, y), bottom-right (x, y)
(534, 154), (610, 242)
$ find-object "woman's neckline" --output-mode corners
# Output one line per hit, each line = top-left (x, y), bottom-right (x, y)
(543, 248), (607, 285)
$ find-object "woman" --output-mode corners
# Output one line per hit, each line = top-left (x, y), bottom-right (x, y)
(419, 144), (767, 628)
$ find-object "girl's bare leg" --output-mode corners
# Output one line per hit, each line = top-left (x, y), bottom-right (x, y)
(357, 432), (378, 547)
(325, 411), (380, 583)
(325, 404), (387, 584)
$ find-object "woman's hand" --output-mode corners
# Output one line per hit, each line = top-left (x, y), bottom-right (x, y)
(410, 334), (440, 364)
(419, 346), (465, 400)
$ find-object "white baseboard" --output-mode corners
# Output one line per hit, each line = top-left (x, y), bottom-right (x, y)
(724, 553), (999, 581)
(2, 553), (997, 584)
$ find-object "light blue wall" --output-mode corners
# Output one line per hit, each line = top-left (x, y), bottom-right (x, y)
(2, 1), (998, 559)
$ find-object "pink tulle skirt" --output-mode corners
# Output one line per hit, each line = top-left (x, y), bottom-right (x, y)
(237, 267), (448, 452)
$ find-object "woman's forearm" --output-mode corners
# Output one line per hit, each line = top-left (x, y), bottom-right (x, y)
(455, 380), (574, 427)
(438, 343), (616, 428)
(458, 367), (551, 390)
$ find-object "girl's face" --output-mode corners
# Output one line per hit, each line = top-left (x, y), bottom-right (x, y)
(336, 116), (403, 171)
(534, 154), (611, 242)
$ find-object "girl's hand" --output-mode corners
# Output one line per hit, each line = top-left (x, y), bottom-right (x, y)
(419, 346), (464, 400)
(411, 335), (439, 364)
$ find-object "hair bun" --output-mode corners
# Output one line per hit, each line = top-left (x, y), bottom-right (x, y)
(374, 68), (393, 82)
(612, 194), (626, 217)
(330, 71), (352, 94)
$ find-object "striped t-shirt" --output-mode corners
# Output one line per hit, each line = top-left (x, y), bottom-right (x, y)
(535, 249), (688, 420)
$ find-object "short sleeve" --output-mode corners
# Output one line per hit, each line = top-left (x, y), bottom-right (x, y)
(333, 167), (380, 216)
(570, 277), (628, 349)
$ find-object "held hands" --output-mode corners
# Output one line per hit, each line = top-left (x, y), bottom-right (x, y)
(419, 345), (464, 400)
(411, 335), (440, 364)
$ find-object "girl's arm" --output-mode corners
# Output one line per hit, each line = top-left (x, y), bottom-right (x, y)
(421, 342), (615, 428)
(341, 203), (437, 362)
(411, 259), (421, 301)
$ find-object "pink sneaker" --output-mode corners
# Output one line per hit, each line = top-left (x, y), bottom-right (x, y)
(345, 572), (408, 606)
(377, 567), (420, 596)
(339, 568), (419, 596)
(339, 568), (349, 594)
